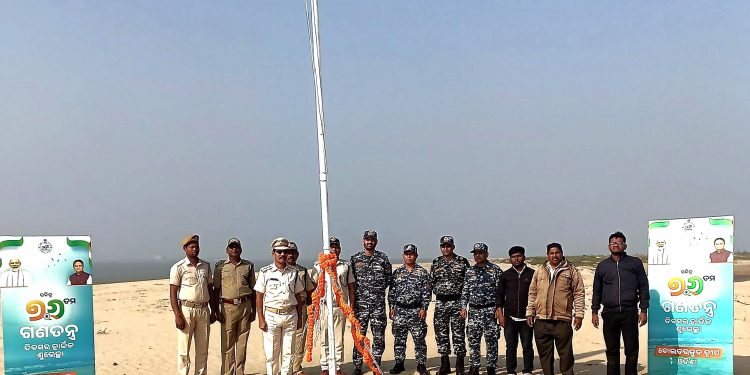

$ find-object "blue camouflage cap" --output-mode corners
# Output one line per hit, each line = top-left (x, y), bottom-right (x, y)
(403, 243), (418, 254)
(471, 242), (488, 253)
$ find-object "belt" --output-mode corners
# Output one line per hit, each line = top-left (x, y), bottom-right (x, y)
(222, 295), (251, 305)
(180, 300), (208, 308)
(265, 306), (296, 315)
(395, 302), (422, 309)
(436, 294), (461, 302)
(469, 303), (496, 309)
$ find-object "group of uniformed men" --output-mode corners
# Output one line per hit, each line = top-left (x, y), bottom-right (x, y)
(169, 230), (649, 375)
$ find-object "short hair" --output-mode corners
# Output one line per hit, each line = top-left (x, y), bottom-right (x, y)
(609, 231), (627, 243)
(73, 259), (85, 266)
(714, 237), (725, 243)
(508, 246), (525, 256)
(546, 242), (563, 253)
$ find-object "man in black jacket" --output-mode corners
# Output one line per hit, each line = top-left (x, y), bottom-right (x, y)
(591, 231), (649, 375)
(496, 246), (535, 375)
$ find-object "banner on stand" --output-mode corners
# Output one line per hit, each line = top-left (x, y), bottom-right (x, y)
(0, 236), (95, 375)
(647, 216), (733, 374)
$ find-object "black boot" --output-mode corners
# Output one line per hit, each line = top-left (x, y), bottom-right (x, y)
(354, 368), (362, 375)
(487, 367), (496, 375)
(468, 366), (479, 375)
(417, 364), (430, 375)
(437, 355), (451, 375)
(454, 356), (465, 375)
(389, 362), (405, 374)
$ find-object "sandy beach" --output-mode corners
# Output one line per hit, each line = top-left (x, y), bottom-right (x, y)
(1, 260), (748, 374)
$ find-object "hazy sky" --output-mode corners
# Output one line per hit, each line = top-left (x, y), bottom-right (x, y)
(2, 2), (748, 263)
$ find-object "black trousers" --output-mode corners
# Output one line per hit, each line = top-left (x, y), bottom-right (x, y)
(504, 317), (534, 374)
(602, 310), (639, 375)
(534, 319), (574, 375)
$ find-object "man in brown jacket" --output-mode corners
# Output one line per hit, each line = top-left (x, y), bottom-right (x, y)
(526, 243), (585, 375)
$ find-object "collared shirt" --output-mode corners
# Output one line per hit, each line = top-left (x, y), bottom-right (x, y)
(461, 261), (502, 307)
(429, 254), (470, 296)
(389, 264), (431, 310)
(214, 258), (255, 299)
(291, 264), (316, 293)
(546, 262), (563, 282)
(1, 270), (31, 287)
(311, 260), (355, 306)
(254, 263), (305, 309)
(170, 257), (212, 303)
(350, 250), (393, 309)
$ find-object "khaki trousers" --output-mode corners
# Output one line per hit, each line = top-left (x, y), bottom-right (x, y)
(177, 305), (210, 375)
(319, 305), (346, 370)
(221, 300), (252, 375)
(263, 309), (298, 375)
(291, 307), (308, 373)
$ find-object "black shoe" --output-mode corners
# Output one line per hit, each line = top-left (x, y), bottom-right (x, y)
(389, 362), (405, 374)
(417, 364), (430, 375)
(437, 355), (451, 375)
(454, 356), (465, 375)
(468, 366), (479, 375)
(487, 367), (496, 375)
(354, 368), (362, 375)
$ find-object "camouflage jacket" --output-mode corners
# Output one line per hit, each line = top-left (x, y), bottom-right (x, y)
(461, 261), (502, 307)
(388, 264), (431, 310)
(351, 250), (393, 309)
(430, 254), (470, 296)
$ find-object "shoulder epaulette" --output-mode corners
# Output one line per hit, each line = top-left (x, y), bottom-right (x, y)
(260, 264), (274, 272)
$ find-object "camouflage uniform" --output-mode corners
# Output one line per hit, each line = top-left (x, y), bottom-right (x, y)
(461, 260), (502, 368)
(430, 253), (470, 357)
(351, 249), (393, 368)
(389, 263), (431, 365)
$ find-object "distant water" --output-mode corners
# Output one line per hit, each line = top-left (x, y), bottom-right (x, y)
(93, 257), (320, 284)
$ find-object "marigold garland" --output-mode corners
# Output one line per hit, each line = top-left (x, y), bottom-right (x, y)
(305, 252), (381, 375)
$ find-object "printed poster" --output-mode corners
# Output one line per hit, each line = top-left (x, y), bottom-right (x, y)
(647, 216), (733, 374)
(0, 236), (95, 375)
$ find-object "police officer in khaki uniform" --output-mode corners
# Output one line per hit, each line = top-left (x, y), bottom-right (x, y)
(169, 234), (218, 375)
(214, 237), (256, 375)
(287, 241), (315, 375)
(255, 237), (306, 375)
(311, 236), (355, 375)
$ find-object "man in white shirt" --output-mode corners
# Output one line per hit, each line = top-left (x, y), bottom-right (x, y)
(311, 236), (356, 375)
(255, 237), (305, 375)
(1, 258), (32, 287)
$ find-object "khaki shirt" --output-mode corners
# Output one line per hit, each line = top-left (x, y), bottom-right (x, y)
(293, 264), (316, 291)
(170, 257), (212, 304)
(214, 259), (255, 299)
(254, 263), (305, 309)
(311, 260), (355, 306)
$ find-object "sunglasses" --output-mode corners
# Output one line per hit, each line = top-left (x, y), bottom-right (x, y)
(273, 249), (290, 254)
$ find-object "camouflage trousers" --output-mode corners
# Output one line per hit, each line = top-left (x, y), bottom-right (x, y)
(467, 306), (500, 367)
(353, 311), (387, 369)
(434, 299), (467, 356)
(392, 307), (428, 365)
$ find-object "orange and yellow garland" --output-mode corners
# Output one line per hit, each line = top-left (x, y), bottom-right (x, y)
(305, 252), (382, 375)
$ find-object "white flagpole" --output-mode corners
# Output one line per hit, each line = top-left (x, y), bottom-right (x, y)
(306, 0), (337, 373)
